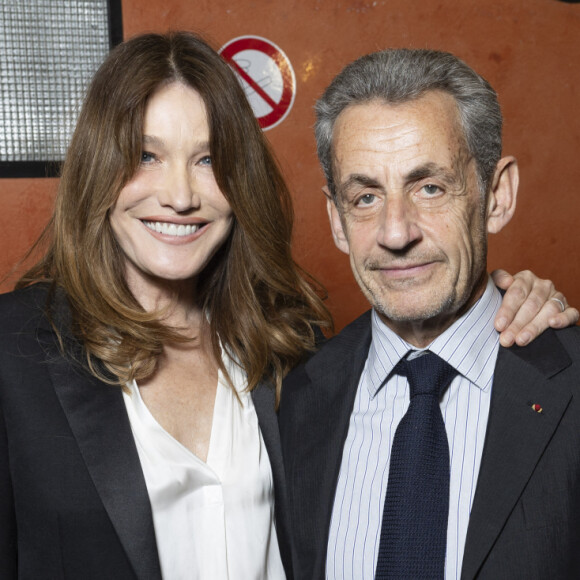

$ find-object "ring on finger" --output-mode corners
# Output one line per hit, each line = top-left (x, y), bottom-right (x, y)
(550, 297), (566, 312)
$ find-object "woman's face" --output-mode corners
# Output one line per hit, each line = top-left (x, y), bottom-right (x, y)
(109, 82), (234, 292)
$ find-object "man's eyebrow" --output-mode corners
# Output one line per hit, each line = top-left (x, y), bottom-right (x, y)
(405, 163), (448, 182)
(336, 162), (464, 198)
(405, 162), (464, 188)
(337, 174), (384, 196)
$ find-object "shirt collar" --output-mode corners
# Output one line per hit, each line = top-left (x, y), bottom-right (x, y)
(367, 277), (501, 396)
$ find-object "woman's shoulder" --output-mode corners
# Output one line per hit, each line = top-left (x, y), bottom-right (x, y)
(0, 283), (59, 335)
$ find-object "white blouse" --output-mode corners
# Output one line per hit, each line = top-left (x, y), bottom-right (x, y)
(122, 352), (285, 580)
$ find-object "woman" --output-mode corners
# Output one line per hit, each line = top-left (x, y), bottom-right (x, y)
(0, 31), (574, 579)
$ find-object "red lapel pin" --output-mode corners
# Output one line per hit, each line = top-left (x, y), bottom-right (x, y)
(531, 403), (543, 414)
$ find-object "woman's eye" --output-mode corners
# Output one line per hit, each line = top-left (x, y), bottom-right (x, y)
(140, 151), (156, 164)
(198, 155), (212, 166)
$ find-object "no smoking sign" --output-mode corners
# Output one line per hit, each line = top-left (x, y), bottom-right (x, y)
(220, 36), (296, 131)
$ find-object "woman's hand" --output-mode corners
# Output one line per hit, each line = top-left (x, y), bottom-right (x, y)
(492, 269), (579, 347)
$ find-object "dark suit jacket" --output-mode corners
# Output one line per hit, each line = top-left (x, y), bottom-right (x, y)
(279, 310), (580, 580)
(0, 284), (293, 579)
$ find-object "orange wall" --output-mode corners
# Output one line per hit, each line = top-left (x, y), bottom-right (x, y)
(2, 0), (579, 329)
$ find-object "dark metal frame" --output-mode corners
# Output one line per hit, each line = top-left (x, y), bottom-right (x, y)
(0, 0), (123, 179)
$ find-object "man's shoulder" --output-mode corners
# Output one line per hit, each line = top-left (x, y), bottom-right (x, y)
(282, 310), (372, 393)
(554, 324), (580, 348)
(548, 325), (580, 368)
(311, 309), (372, 357)
(498, 325), (580, 382)
(513, 325), (580, 355)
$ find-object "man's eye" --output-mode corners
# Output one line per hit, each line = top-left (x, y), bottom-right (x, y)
(356, 193), (376, 205)
(422, 184), (441, 195)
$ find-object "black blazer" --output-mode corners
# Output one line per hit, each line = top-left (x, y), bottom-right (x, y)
(0, 284), (293, 579)
(279, 310), (580, 580)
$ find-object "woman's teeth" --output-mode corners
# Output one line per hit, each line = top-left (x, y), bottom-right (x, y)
(143, 221), (200, 236)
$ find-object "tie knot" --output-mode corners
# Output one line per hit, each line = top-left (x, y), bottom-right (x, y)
(395, 351), (457, 399)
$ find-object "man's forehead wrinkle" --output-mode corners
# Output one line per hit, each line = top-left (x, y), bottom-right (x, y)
(333, 134), (425, 189)
(340, 121), (421, 150)
(330, 93), (475, 200)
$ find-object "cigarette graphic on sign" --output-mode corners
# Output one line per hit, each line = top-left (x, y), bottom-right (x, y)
(220, 35), (296, 131)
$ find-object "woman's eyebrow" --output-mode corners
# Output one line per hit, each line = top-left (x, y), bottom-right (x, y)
(142, 134), (165, 148)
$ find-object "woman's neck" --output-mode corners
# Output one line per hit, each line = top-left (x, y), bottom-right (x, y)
(125, 268), (204, 333)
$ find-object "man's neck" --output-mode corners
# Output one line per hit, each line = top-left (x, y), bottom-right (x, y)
(378, 274), (489, 348)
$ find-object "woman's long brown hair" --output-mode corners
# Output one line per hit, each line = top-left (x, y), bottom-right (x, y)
(18, 31), (331, 405)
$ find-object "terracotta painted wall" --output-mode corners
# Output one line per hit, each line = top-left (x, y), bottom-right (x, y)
(2, 0), (579, 329)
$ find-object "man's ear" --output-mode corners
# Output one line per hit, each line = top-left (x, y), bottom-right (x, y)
(487, 156), (519, 234)
(323, 185), (350, 255)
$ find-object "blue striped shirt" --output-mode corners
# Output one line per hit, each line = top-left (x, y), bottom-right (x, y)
(326, 278), (501, 580)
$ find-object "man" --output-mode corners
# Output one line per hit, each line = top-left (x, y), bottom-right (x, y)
(279, 49), (580, 579)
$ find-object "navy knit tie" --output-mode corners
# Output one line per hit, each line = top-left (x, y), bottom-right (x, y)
(375, 351), (458, 580)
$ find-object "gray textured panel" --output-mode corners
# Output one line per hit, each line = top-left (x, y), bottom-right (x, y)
(0, 1), (110, 162)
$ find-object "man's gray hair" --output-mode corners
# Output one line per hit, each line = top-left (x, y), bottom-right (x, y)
(315, 48), (502, 197)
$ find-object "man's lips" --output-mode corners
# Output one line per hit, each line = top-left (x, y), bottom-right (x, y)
(370, 261), (438, 278)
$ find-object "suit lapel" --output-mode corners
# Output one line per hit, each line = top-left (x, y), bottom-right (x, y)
(461, 330), (573, 579)
(39, 326), (162, 580)
(300, 312), (373, 576)
(251, 383), (294, 579)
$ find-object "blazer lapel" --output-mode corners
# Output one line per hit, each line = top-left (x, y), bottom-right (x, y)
(461, 330), (573, 579)
(39, 325), (162, 580)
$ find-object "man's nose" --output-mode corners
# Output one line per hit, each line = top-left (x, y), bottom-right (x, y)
(377, 195), (422, 250)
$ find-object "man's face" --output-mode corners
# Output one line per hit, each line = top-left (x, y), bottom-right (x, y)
(327, 91), (510, 344)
